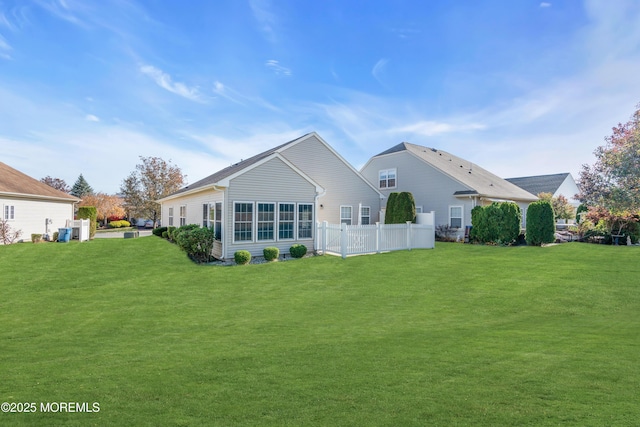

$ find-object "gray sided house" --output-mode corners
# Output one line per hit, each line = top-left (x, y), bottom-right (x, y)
(0, 161), (80, 243)
(158, 132), (383, 260)
(360, 142), (538, 238)
(505, 173), (581, 208)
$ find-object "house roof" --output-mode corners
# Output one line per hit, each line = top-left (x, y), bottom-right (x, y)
(372, 142), (538, 202)
(0, 162), (80, 202)
(504, 173), (571, 197)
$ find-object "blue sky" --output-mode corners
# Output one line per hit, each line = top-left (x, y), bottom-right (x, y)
(1, 0), (639, 194)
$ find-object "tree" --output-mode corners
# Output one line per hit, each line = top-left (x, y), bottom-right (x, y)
(384, 192), (416, 224)
(71, 174), (94, 198)
(120, 157), (186, 225)
(537, 193), (575, 221)
(40, 176), (70, 193)
(526, 200), (556, 246)
(578, 103), (640, 213)
(79, 193), (126, 226)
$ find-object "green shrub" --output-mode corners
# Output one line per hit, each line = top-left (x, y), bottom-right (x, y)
(152, 226), (168, 237)
(52, 231), (59, 242)
(263, 246), (279, 261)
(289, 244), (307, 258)
(31, 234), (43, 243)
(173, 224), (199, 242)
(161, 231), (169, 239)
(77, 206), (97, 239)
(526, 200), (556, 246)
(385, 192), (416, 224)
(470, 202), (521, 245)
(108, 220), (131, 228)
(175, 226), (216, 263)
(384, 193), (398, 224)
(234, 250), (252, 265)
(167, 226), (177, 241)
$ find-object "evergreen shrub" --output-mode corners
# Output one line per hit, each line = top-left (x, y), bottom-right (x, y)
(526, 200), (556, 246)
(263, 247), (279, 261)
(234, 250), (251, 265)
(289, 244), (307, 258)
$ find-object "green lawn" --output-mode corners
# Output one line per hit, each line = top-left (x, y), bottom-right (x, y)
(1, 238), (638, 426)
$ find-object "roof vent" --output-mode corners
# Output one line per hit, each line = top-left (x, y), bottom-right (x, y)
(431, 148), (437, 152)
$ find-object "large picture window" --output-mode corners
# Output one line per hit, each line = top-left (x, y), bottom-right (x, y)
(298, 204), (313, 239)
(257, 203), (275, 241)
(234, 202), (253, 242)
(378, 168), (397, 189)
(278, 203), (295, 240)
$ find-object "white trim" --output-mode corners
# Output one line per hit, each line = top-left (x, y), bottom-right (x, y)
(340, 205), (353, 225)
(277, 202), (296, 241)
(297, 203), (314, 240)
(359, 205), (371, 225)
(256, 201), (276, 242)
(168, 206), (174, 226)
(179, 205), (187, 227)
(378, 168), (397, 189)
(4, 204), (15, 220)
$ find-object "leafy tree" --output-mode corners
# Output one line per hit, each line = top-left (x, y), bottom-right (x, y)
(70, 174), (94, 198)
(79, 193), (126, 226)
(40, 176), (70, 193)
(526, 200), (555, 246)
(384, 192), (415, 224)
(384, 193), (398, 224)
(537, 192), (575, 221)
(120, 156), (186, 226)
(470, 202), (521, 245)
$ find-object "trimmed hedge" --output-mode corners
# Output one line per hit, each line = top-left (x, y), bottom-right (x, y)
(526, 200), (556, 246)
(470, 202), (521, 245)
(175, 226), (215, 263)
(153, 226), (168, 237)
(289, 244), (307, 258)
(108, 220), (131, 228)
(77, 206), (97, 239)
(263, 247), (279, 261)
(234, 250), (251, 265)
(385, 192), (416, 224)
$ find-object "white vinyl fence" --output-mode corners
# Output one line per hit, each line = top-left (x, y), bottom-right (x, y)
(316, 221), (435, 258)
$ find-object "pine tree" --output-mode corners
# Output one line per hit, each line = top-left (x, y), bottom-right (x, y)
(71, 174), (94, 198)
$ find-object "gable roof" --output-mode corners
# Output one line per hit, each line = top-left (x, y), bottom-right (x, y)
(159, 132), (381, 201)
(0, 162), (79, 202)
(370, 142), (538, 202)
(505, 173), (572, 197)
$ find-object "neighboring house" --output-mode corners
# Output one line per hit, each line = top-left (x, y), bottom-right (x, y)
(505, 173), (581, 208)
(360, 142), (538, 238)
(157, 132), (383, 260)
(0, 161), (80, 243)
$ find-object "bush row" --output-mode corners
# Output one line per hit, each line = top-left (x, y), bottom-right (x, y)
(108, 220), (131, 228)
(233, 244), (306, 265)
(470, 202), (521, 245)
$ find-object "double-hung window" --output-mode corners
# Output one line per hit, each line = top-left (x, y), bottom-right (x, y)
(257, 203), (275, 241)
(234, 202), (253, 242)
(179, 205), (187, 226)
(214, 202), (223, 241)
(450, 206), (463, 229)
(278, 203), (295, 240)
(168, 207), (174, 226)
(378, 168), (397, 189)
(298, 204), (313, 239)
(340, 206), (352, 225)
(360, 206), (370, 225)
(4, 205), (15, 220)
(203, 204), (213, 227)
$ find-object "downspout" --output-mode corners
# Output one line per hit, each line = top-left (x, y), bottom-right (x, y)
(315, 187), (327, 253)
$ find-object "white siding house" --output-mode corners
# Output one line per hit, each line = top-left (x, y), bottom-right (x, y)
(158, 132), (383, 260)
(360, 143), (538, 239)
(505, 173), (581, 208)
(0, 162), (79, 243)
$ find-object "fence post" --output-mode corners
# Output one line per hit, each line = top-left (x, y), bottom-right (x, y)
(406, 221), (412, 251)
(322, 221), (328, 254)
(341, 223), (348, 259)
(376, 222), (380, 253)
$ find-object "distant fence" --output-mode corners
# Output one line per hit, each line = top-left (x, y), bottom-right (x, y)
(316, 221), (435, 259)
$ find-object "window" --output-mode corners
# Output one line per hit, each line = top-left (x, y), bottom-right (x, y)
(340, 206), (352, 225)
(4, 205), (15, 220)
(360, 206), (370, 225)
(298, 204), (313, 239)
(257, 203), (275, 241)
(416, 206), (423, 214)
(168, 207), (174, 226)
(179, 205), (187, 226)
(234, 202), (253, 242)
(378, 168), (397, 189)
(203, 204), (212, 227)
(278, 203), (295, 240)
(214, 202), (222, 241)
(450, 206), (463, 229)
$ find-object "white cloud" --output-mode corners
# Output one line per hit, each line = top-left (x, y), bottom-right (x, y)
(372, 58), (389, 85)
(392, 121), (486, 137)
(85, 114), (99, 122)
(539, 2), (551, 7)
(0, 34), (12, 59)
(250, 0), (277, 43)
(139, 64), (203, 102)
(265, 59), (291, 76)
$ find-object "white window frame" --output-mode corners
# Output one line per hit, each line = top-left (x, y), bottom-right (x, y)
(297, 203), (314, 240)
(360, 206), (371, 225)
(179, 205), (187, 226)
(214, 201), (223, 241)
(233, 202), (254, 243)
(416, 206), (423, 214)
(168, 207), (174, 226)
(449, 205), (463, 229)
(340, 205), (352, 225)
(378, 168), (397, 189)
(4, 205), (15, 220)
(277, 202), (295, 241)
(203, 204), (213, 228)
(256, 202), (276, 242)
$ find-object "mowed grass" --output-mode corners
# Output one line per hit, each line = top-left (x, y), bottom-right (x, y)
(1, 238), (639, 426)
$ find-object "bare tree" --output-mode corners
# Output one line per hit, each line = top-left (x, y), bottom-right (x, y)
(40, 176), (70, 193)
